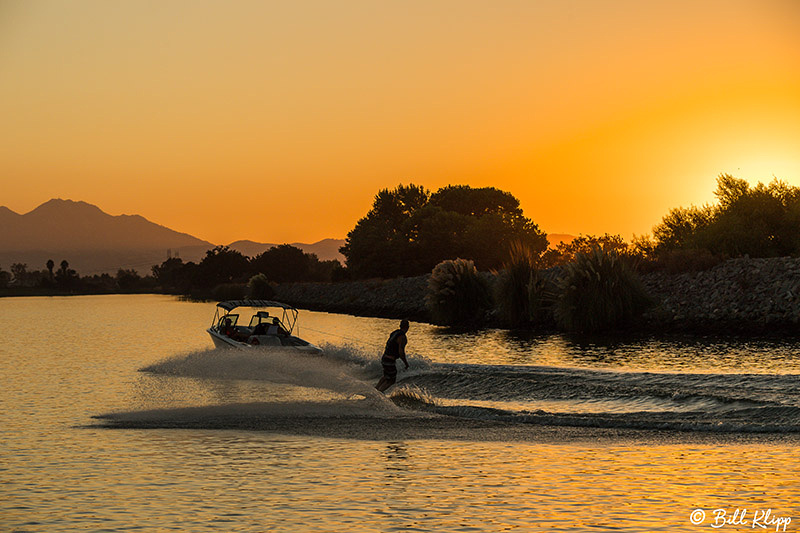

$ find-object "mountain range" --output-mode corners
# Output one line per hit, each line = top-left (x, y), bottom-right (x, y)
(0, 199), (345, 275)
(0, 199), (575, 276)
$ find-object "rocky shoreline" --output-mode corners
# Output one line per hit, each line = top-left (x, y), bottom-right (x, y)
(274, 256), (800, 335)
(274, 275), (430, 322)
(640, 256), (800, 334)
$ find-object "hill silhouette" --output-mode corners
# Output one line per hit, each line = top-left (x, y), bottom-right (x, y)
(0, 199), (345, 275)
(0, 199), (211, 251)
(0, 199), (213, 274)
(1, 199), (564, 275)
(228, 239), (345, 263)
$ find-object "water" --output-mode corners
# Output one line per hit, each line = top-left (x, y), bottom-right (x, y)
(2, 294), (799, 532)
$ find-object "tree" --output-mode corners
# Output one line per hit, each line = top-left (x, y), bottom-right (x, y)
(543, 233), (633, 267)
(152, 257), (188, 292)
(430, 185), (526, 222)
(340, 184), (430, 278)
(55, 260), (78, 288)
(46, 259), (55, 279)
(428, 185), (548, 269)
(116, 269), (142, 292)
(250, 244), (311, 283)
(196, 246), (249, 288)
(10, 263), (28, 286)
(342, 184), (547, 278)
(652, 174), (800, 258)
(0, 266), (10, 288)
(652, 205), (714, 251)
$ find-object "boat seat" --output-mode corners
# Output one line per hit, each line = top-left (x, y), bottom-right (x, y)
(253, 335), (281, 346)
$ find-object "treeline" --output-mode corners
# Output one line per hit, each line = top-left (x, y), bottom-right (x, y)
(0, 259), (157, 295)
(646, 174), (800, 265)
(150, 244), (344, 299)
(0, 244), (343, 298)
(3, 174), (795, 306)
(356, 175), (800, 333)
(342, 175), (800, 279)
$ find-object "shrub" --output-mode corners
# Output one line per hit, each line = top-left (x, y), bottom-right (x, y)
(247, 273), (275, 299)
(426, 258), (491, 328)
(494, 242), (554, 327)
(553, 248), (652, 334)
(211, 283), (248, 301)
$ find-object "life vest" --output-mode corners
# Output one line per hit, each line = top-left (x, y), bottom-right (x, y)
(383, 329), (405, 361)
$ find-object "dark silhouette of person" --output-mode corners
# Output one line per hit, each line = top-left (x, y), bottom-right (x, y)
(222, 318), (235, 337)
(222, 318), (245, 341)
(376, 319), (410, 392)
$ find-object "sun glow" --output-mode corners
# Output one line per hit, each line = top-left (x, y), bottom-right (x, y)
(0, 1), (798, 243)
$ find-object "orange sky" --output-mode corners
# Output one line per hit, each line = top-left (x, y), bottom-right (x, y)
(1, 0), (799, 244)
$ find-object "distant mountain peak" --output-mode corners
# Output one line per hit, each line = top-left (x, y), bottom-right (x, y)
(227, 238), (345, 262)
(0, 198), (212, 253)
(28, 198), (104, 216)
(0, 198), (344, 272)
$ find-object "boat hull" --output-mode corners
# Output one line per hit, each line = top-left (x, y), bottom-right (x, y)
(207, 328), (322, 354)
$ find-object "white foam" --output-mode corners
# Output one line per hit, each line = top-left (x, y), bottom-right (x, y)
(140, 345), (397, 409)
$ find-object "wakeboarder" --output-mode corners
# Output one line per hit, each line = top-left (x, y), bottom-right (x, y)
(375, 319), (410, 392)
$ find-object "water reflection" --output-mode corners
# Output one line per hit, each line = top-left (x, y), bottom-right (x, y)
(385, 322), (800, 374)
(383, 442), (409, 472)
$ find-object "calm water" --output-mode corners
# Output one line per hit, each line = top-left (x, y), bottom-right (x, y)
(2, 294), (799, 532)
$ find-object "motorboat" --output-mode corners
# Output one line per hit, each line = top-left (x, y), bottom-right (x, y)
(207, 300), (322, 354)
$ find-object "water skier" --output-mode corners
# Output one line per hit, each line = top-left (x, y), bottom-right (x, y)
(376, 319), (410, 392)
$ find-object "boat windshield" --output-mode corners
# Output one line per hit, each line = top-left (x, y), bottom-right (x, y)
(216, 313), (239, 329)
(248, 312), (284, 330)
(212, 302), (298, 334)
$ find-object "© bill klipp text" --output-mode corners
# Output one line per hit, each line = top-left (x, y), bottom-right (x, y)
(690, 508), (791, 531)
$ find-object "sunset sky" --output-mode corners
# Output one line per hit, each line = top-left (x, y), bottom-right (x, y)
(1, 0), (799, 245)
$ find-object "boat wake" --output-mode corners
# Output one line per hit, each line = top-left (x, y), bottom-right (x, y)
(95, 344), (800, 436)
(399, 364), (800, 433)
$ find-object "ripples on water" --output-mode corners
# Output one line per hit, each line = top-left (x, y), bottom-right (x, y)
(2, 295), (799, 532)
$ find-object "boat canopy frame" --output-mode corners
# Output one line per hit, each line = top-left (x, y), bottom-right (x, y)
(211, 300), (299, 334)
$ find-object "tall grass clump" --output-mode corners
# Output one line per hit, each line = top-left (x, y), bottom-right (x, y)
(553, 247), (653, 334)
(426, 258), (491, 328)
(211, 282), (247, 301)
(494, 242), (554, 328)
(247, 273), (275, 299)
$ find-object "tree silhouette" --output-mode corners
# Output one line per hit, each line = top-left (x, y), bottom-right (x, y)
(652, 174), (800, 258)
(251, 244), (311, 283)
(55, 260), (78, 288)
(196, 246), (249, 288)
(10, 263), (28, 286)
(342, 184), (547, 277)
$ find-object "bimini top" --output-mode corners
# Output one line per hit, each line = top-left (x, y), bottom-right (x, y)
(216, 300), (297, 312)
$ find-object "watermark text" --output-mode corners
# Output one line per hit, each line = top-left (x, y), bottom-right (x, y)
(690, 508), (791, 532)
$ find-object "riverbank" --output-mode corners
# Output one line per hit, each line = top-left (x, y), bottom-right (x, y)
(641, 256), (800, 334)
(0, 287), (156, 298)
(274, 256), (800, 334)
(274, 275), (430, 321)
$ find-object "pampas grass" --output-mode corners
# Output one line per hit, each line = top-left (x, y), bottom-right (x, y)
(426, 258), (491, 328)
(553, 247), (652, 333)
(494, 242), (555, 328)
